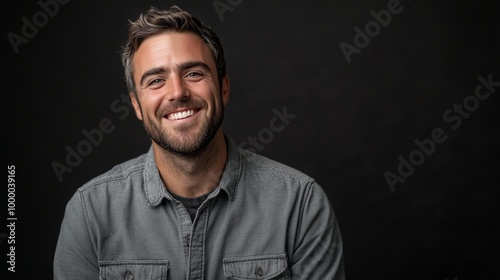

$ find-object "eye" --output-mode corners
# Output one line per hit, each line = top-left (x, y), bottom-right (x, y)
(184, 71), (207, 81)
(186, 72), (202, 77)
(146, 78), (166, 89)
(149, 78), (164, 85)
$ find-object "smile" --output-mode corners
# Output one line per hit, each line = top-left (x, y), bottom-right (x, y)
(167, 109), (197, 120)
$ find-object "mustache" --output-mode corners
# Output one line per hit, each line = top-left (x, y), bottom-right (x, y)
(158, 99), (207, 117)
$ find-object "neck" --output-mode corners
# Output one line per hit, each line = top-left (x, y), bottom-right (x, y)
(153, 130), (227, 198)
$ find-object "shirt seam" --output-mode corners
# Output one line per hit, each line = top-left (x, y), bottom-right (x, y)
(241, 151), (312, 183)
(77, 165), (145, 194)
(229, 149), (243, 200)
(78, 189), (99, 265)
(295, 178), (315, 253)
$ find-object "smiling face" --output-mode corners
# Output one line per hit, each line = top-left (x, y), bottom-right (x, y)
(130, 32), (229, 156)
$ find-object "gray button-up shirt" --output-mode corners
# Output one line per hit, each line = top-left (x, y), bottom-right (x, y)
(54, 136), (345, 279)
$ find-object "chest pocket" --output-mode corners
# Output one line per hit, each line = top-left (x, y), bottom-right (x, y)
(223, 253), (289, 280)
(99, 260), (169, 280)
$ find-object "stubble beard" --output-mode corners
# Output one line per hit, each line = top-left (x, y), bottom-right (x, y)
(142, 101), (224, 158)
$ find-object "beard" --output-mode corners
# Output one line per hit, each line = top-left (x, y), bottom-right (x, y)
(141, 99), (224, 157)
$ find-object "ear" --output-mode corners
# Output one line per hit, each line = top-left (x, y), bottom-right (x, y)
(221, 75), (230, 105)
(129, 92), (143, 120)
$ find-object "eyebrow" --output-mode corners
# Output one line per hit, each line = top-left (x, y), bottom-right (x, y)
(139, 61), (212, 87)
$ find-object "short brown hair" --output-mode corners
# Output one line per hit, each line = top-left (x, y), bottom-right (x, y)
(120, 5), (226, 96)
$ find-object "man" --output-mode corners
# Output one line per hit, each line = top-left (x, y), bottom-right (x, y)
(54, 5), (345, 279)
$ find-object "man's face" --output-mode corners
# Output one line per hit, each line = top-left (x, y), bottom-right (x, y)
(130, 32), (229, 156)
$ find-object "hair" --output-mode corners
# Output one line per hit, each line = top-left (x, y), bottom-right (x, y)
(120, 5), (226, 96)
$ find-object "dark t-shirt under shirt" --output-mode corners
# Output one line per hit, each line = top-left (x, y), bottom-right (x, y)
(170, 191), (211, 221)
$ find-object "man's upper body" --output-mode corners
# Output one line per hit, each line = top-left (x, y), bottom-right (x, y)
(53, 5), (345, 279)
(53, 135), (344, 279)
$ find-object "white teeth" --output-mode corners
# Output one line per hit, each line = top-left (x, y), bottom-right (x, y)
(168, 110), (195, 120)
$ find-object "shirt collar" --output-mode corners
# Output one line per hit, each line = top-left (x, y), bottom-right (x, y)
(143, 134), (242, 206)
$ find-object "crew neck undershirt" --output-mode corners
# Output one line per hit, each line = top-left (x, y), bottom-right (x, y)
(170, 191), (212, 221)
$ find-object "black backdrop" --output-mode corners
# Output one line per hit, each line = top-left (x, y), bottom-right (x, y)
(3, 0), (499, 279)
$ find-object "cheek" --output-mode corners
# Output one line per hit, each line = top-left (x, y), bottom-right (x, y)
(140, 90), (164, 112)
(197, 83), (221, 103)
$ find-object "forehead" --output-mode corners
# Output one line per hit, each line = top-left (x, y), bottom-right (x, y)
(132, 32), (215, 75)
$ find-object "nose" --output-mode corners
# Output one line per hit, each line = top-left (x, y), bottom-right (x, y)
(165, 75), (190, 101)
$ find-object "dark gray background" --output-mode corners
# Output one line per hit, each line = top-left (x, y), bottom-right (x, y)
(3, 0), (499, 279)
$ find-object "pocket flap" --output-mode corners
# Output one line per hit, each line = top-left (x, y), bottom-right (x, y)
(99, 260), (169, 280)
(223, 253), (288, 279)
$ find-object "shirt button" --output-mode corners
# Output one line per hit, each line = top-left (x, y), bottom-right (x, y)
(255, 266), (264, 277)
(125, 271), (134, 280)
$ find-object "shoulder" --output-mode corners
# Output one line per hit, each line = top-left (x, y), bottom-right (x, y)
(233, 148), (334, 221)
(238, 148), (318, 191)
(76, 152), (148, 195)
(240, 148), (308, 176)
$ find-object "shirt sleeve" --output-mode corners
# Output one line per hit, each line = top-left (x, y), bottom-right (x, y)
(53, 190), (99, 280)
(289, 180), (345, 280)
